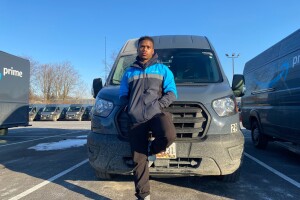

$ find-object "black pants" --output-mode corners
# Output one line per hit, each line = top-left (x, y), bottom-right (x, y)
(129, 112), (176, 199)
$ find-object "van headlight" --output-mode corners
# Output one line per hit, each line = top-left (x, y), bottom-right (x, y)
(94, 98), (114, 117)
(212, 96), (236, 117)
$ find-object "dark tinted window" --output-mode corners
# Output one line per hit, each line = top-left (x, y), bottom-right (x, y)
(111, 49), (221, 85)
(43, 107), (56, 112)
(68, 106), (81, 112)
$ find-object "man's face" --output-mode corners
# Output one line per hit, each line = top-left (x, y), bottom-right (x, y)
(138, 39), (154, 63)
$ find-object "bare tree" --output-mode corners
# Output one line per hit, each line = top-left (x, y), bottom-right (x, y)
(35, 64), (55, 102)
(58, 62), (80, 101)
(21, 57), (39, 102)
(73, 80), (90, 100)
(52, 63), (64, 99)
(25, 58), (90, 103)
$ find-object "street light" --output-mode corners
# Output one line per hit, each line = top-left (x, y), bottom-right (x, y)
(225, 53), (240, 76)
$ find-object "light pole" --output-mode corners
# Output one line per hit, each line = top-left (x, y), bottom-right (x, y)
(225, 53), (240, 76)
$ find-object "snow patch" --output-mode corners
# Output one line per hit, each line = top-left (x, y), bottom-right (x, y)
(28, 139), (86, 151)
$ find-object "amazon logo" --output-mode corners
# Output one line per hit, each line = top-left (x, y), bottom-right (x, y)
(293, 54), (300, 67)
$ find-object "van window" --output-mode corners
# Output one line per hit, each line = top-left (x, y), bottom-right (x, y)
(43, 107), (56, 112)
(112, 54), (137, 84)
(111, 49), (221, 85)
(68, 106), (82, 112)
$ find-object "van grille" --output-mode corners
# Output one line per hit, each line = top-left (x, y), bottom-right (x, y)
(116, 102), (209, 139)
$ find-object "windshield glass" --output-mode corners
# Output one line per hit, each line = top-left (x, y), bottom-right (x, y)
(68, 106), (81, 112)
(43, 107), (56, 112)
(111, 49), (221, 85)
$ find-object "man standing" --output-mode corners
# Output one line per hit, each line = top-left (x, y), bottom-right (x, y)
(119, 36), (177, 200)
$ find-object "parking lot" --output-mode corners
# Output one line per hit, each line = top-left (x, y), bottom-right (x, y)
(0, 121), (299, 200)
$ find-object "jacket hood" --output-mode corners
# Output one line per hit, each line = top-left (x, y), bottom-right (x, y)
(132, 53), (158, 69)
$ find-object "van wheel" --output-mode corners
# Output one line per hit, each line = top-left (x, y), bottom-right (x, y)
(251, 121), (268, 149)
(95, 170), (113, 180)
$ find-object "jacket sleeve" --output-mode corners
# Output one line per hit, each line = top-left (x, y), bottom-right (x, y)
(119, 71), (129, 104)
(158, 66), (177, 108)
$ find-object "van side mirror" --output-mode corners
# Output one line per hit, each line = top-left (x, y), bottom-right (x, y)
(92, 78), (103, 98)
(232, 74), (245, 97)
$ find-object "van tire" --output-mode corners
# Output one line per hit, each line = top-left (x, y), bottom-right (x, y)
(95, 170), (113, 180)
(251, 121), (268, 149)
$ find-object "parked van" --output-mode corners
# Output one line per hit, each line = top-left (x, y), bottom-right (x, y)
(88, 35), (245, 181)
(40, 104), (68, 121)
(85, 105), (93, 121)
(29, 104), (45, 121)
(59, 106), (69, 121)
(65, 104), (91, 121)
(0, 51), (30, 135)
(241, 29), (300, 152)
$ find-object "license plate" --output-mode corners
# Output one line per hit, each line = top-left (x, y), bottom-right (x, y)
(156, 143), (176, 159)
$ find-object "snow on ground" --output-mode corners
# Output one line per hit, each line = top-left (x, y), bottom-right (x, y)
(28, 135), (87, 151)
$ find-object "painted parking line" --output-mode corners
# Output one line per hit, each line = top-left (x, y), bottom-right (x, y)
(9, 159), (89, 200)
(0, 130), (87, 148)
(244, 152), (300, 188)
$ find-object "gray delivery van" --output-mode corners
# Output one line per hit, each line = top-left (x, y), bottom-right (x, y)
(65, 104), (91, 121)
(29, 104), (45, 121)
(0, 51), (30, 135)
(88, 35), (245, 181)
(40, 104), (68, 121)
(241, 29), (300, 151)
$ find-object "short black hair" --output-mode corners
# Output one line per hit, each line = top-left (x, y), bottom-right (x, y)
(138, 36), (154, 47)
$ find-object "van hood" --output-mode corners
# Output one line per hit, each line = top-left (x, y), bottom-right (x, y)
(98, 83), (233, 106)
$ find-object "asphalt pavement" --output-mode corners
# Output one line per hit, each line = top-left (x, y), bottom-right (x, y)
(0, 121), (299, 200)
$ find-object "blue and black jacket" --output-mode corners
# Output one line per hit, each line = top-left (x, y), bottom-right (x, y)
(120, 53), (177, 124)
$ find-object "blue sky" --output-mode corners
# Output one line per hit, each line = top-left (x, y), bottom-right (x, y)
(1, 0), (299, 90)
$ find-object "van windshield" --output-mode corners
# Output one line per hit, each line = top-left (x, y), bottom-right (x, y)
(68, 106), (81, 112)
(111, 49), (222, 85)
(43, 107), (56, 112)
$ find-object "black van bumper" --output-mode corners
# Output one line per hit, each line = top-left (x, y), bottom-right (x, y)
(87, 130), (244, 177)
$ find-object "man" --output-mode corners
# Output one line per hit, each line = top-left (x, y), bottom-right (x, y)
(119, 36), (177, 200)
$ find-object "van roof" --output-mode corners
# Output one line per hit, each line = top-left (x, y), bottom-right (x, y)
(122, 35), (211, 53)
(244, 29), (300, 74)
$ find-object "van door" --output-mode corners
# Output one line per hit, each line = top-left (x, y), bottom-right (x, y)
(248, 60), (279, 137)
(274, 51), (300, 143)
